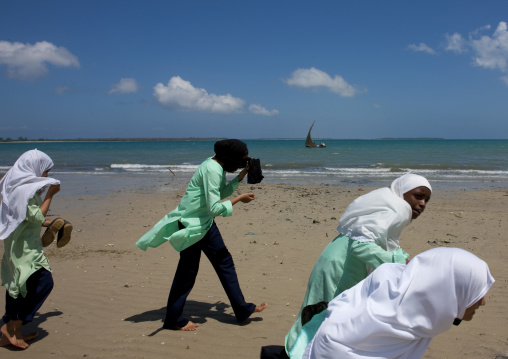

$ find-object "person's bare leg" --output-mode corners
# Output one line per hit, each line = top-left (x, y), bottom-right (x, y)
(0, 321), (30, 349)
(175, 321), (199, 331)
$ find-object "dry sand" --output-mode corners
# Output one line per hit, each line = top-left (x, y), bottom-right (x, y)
(1, 182), (507, 358)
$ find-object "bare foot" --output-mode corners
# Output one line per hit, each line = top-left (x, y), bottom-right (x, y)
(176, 321), (199, 331)
(0, 322), (29, 349)
(0, 331), (38, 347)
(254, 302), (268, 313)
(238, 302), (268, 325)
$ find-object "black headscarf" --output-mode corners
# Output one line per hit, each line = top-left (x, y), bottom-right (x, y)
(214, 139), (248, 172)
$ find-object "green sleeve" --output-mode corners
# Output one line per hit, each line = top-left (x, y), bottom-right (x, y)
(349, 241), (408, 269)
(220, 176), (240, 199)
(25, 197), (45, 225)
(202, 166), (234, 218)
(396, 249), (410, 263)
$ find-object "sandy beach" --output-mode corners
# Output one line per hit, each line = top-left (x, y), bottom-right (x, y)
(1, 181), (507, 358)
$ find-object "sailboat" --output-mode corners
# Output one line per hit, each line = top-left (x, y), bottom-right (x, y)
(305, 121), (326, 148)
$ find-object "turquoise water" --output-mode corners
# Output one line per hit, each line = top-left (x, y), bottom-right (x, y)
(1, 139), (507, 194)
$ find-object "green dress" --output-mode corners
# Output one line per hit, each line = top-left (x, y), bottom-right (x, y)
(136, 157), (240, 252)
(285, 233), (408, 357)
(1, 194), (50, 299)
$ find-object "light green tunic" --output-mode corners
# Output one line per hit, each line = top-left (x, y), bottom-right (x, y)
(136, 157), (240, 252)
(1, 194), (50, 299)
(285, 234), (409, 357)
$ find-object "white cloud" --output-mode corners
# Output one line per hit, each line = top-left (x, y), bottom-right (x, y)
(410, 22), (508, 86)
(0, 40), (79, 80)
(153, 76), (245, 114)
(470, 21), (508, 72)
(445, 33), (467, 53)
(470, 24), (492, 38)
(109, 78), (140, 94)
(285, 67), (359, 97)
(407, 42), (437, 55)
(54, 85), (73, 95)
(248, 104), (279, 116)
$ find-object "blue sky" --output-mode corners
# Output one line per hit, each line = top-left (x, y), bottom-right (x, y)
(1, 1), (507, 140)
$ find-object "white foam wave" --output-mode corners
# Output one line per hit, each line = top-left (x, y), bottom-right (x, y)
(47, 164), (508, 183)
(110, 163), (199, 172)
(264, 167), (508, 180)
(52, 171), (114, 176)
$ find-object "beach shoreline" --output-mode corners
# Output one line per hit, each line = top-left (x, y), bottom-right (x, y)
(2, 139), (508, 194)
(0, 181), (507, 358)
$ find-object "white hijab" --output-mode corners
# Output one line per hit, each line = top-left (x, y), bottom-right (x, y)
(304, 247), (495, 359)
(336, 174), (431, 252)
(390, 173), (432, 198)
(0, 149), (60, 240)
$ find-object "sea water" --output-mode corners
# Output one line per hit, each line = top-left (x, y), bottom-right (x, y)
(1, 139), (507, 196)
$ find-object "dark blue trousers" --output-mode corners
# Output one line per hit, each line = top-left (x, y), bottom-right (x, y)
(163, 221), (255, 328)
(260, 345), (290, 359)
(3, 268), (54, 325)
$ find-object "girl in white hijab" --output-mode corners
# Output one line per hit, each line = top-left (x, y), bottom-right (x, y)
(304, 247), (494, 359)
(0, 150), (61, 240)
(0, 149), (61, 349)
(284, 174), (432, 358)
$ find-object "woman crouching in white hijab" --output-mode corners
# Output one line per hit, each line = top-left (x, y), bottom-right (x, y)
(284, 174), (432, 358)
(304, 247), (494, 359)
(0, 149), (61, 349)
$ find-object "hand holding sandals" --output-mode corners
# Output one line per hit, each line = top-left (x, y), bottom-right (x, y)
(41, 218), (73, 248)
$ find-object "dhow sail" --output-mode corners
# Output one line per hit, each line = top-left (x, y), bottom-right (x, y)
(305, 121), (317, 147)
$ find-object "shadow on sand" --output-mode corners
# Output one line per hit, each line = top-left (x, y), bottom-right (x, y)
(123, 300), (262, 336)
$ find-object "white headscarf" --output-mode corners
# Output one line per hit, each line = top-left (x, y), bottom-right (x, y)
(336, 174), (431, 252)
(0, 149), (60, 240)
(390, 173), (432, 198)
(304, 247), (495, 359)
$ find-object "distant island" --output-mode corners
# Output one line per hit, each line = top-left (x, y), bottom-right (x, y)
(0, 137), (447, 143)
(0, 137), (226, 143)
(374, 137), (445, 140)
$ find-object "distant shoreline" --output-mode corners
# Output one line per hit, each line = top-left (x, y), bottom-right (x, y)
(0, 137), (454, 143)
(374, 137), (445, 140)
(0, 137), (226, 143)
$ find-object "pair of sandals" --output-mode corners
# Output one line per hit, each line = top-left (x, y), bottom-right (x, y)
(42, 218), (73, 248)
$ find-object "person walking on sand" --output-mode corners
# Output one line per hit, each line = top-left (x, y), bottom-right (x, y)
(136, 139), (267, 331)
(0, 149), (62, 349)
(303, 247), (494, 359)
(285, 173), (432, 357)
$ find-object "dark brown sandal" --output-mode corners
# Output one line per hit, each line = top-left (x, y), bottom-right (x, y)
(41, 218), (65, 247)
(57, 220), (73, 248)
